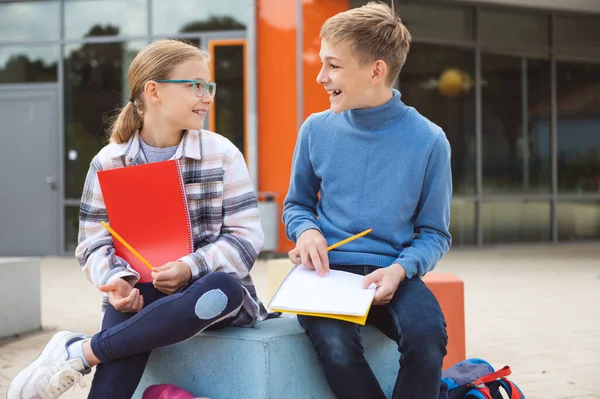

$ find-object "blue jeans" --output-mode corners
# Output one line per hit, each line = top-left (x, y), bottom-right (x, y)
(88, 272), (243, 399)
(297, 265), (447, 399)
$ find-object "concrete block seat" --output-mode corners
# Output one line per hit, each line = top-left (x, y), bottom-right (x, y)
(134, 260), (466, 398)
(0, 258), (41, 339)
(133, 316), (399, 399)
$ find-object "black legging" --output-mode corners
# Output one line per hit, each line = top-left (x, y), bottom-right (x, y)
(88, 272), (243, 398)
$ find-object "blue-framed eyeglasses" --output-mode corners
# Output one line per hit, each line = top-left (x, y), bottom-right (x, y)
(154, 79), (217, 98)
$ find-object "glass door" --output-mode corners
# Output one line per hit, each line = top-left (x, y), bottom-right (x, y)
(206, 37), (247, 157)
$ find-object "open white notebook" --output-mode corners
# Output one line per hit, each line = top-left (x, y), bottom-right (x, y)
(268, 265), (376, 325)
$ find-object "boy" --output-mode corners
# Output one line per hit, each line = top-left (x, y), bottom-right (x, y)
(282, 2), (452, 399)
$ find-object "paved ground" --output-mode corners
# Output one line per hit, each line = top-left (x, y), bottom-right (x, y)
(1, 243), (599, 398)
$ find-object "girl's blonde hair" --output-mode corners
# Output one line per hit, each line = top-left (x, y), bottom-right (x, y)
(109, 39), (210, 143)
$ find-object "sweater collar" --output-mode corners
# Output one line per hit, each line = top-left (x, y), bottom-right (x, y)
(345, 89), (409, 131)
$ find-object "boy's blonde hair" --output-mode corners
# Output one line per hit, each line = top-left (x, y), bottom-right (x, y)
(109, 39), (210, 143)
(320, 1), (411, 86)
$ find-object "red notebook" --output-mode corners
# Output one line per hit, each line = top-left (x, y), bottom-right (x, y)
(97, 160), (193, 283)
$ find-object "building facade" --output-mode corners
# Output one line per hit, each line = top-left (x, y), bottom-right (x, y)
(0, 0), (599, 255)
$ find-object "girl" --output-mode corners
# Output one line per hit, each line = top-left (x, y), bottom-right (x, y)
(8, 39), (268, 399)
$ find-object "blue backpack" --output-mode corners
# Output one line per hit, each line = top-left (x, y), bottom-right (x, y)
(439, 358), (525, 399)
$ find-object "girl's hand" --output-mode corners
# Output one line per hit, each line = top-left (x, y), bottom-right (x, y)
(99, 278), (144, 313)
(151, 261), (192, 295)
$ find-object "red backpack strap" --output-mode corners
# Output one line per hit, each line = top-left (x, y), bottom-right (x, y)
(467, 380), (493, 399)
(466, 366), (514, 399)
(478, 366), (512, 383)
(500, 379), (523, 399)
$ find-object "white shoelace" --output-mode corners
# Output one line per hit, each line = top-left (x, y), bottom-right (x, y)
(46, 364), (86, 396)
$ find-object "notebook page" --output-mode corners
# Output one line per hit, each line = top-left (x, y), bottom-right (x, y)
(270, 266), (376, 316)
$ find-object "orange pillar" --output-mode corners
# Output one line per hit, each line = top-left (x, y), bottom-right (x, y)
(256, 0), (298, 253)
(302, 0), (349, 120)
(257, 0), (350, 254)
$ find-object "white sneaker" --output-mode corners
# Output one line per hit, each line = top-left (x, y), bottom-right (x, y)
(7, 330), (92, 399)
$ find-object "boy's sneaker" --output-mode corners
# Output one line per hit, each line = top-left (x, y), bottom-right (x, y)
(7, 330), (92, 399)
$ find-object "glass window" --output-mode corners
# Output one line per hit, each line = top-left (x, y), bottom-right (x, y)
(479, 9), (549, 50)
(555, 16), (600, 57)
(482, 200), (551, 244)
(64, 41), (145, 199)
(481, 54), (551, 194)
(211, 43), (245, 154)
(400, 44), (476, 195)
(450, 200), (476, 246)
(396, 2), (474, 42)
(556, 62), (600, 194)
(0, 45), (58, 82)
(152, 1), (248, 35)
(64, 0), (146, 39)
(349, 0), (474, 42)
(65, 205), (80, 253)
(558, 200), (600, 241)
(0, 1), (59, 42)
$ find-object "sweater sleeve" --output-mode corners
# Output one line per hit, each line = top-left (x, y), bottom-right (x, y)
(395, 133), (452, 278)
(282, 115), (323, 242)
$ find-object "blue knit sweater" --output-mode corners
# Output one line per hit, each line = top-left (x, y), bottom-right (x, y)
(283, 90), (452, 278)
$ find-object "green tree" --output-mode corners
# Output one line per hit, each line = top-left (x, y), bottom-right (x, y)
(179, 15), (245, 33)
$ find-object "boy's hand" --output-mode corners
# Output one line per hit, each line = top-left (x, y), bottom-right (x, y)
(288, 229), (330, 277)
(152, 261), (192, 295)
(99, 277), (144, 313)
(362, 264), (407, 305)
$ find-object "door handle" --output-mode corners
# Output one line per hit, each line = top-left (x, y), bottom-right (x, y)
(45, 176), (57, 191)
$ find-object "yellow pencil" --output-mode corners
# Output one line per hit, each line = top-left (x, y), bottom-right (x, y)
(100, 221), (154, 271)
(327, 228), (373, 251)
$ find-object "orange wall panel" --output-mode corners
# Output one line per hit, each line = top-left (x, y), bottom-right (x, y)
(257, 0), (298, 253)
(303, 0), (349, 119)
(258, 0), (349, 253)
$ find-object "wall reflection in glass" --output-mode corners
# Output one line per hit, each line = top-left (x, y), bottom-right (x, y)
(400, 43), (476, 196)
(64, 0), (146, 39)
(558, 201), (600, 240)
(212, 44), (245, 154)
(482, 200), (551, 244)
(481, 54), (551, 194)
(65, 205), (79, 253)
(64, 41), (145, 199)
(557, 62), (600, 194)
(152, 1), (248, 34)
(0, 46), (58, 83)
(450, 200), (476, 246)
(0, 1), (59, 42)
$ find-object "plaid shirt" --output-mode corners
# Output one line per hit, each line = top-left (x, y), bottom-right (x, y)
(75, 130), (268, 327)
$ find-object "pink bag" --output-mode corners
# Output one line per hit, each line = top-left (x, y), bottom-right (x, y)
(142, 384), (210, 399)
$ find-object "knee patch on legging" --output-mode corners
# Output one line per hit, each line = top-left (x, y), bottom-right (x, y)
(194, 289), (228, 320)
